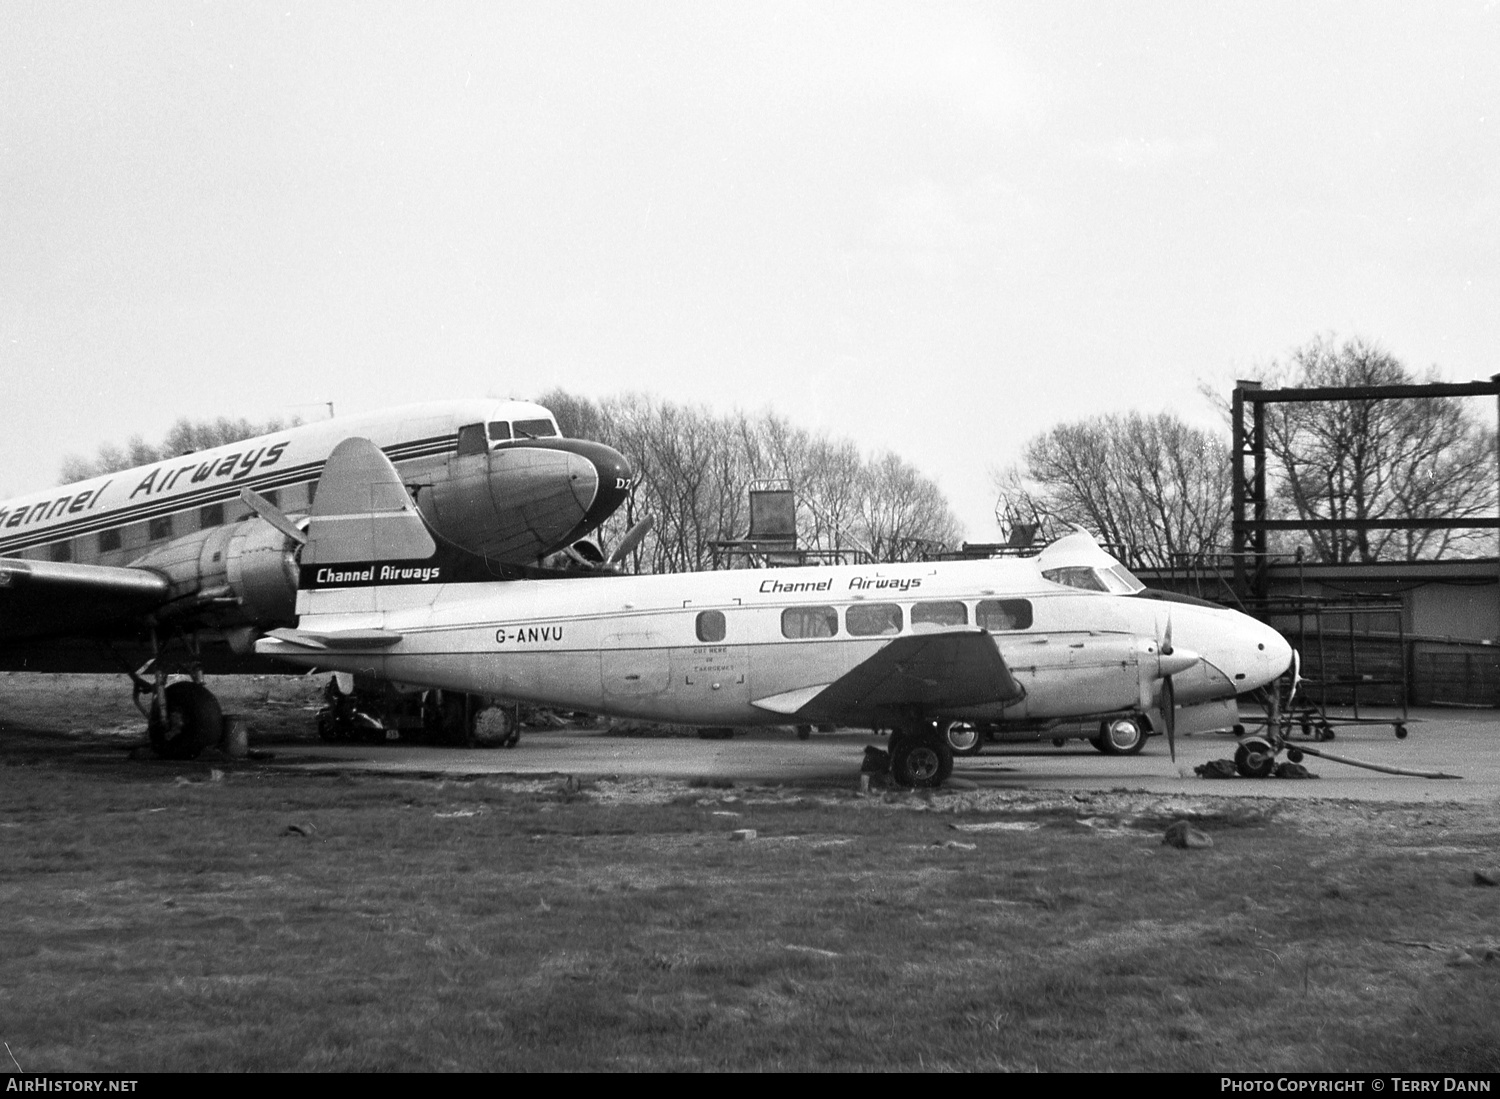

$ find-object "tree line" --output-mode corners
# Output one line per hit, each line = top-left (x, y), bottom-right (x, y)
(536, 389), (963, 573)
(993, 336), (1498, 566)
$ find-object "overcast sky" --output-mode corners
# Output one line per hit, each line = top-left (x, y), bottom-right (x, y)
(3, 2), (1496, 539)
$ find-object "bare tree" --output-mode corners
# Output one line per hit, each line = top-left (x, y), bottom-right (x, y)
(1244, 336), (1497, 562)
(993, 412), (1232, 568)
(535, 390), (963, 570)
(856, 451), (964, 562)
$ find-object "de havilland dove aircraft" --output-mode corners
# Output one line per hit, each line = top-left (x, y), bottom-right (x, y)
(256, 437), (1295, 787)
(0, 400), (633, 756)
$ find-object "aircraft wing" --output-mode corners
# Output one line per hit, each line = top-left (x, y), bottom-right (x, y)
(0, 558), (170, 641)
(753, 628), (1023, 722)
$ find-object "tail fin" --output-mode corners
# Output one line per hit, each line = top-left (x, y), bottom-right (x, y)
(297, 437), (439, 616)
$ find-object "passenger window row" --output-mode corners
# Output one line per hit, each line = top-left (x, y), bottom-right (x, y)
(692, 599), (1033, 643)
(34, 484), (313, 562)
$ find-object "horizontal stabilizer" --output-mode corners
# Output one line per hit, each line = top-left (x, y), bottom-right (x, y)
(264, 626), (403, 650)
(787, 628), (1023, 722)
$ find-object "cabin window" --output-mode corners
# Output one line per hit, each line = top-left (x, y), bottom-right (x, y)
(781, 605), (838, 639)
(487, 421), (512, 443)
(49, 540), (72, 563)
(846, 602), (902, 637)
(912, 600), (967, 631)
(695, 610), (726, 643)
(200, 503), (225, 529)
(98, 528), (122, 553)
(512, 418), (558, 439)
(148, 516), (173, 541)
(457, 423), (488, 456)
(976, 598), (1033, 631)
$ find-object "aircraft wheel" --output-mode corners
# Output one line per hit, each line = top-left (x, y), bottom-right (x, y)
(1089, 733), (1109, 754)
(1234, 738), (1278, 779)
(1395, 724), (1408, 740)
(796, 725), (812, 741)
(1286, 747), (1305, 764)
(472, 706), (519, 749)
(943, 721), (982, 756)
(697, 727), (734, 740)
(890, 732), (953, 789)
(1052, 738), (1067, 748)
(149, 682), (223, 761)
(1098, 716), (1146, 756)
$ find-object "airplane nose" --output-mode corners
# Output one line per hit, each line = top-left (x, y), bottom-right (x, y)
(1261, 622), (1295, 683)
(551, 439), (633, 533)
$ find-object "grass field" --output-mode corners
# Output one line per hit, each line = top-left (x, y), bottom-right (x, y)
(2, 674), (1498, 1072)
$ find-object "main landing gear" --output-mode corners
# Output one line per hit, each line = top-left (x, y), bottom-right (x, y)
(886, 720), (954, 789)
(130, 630), (224, 761)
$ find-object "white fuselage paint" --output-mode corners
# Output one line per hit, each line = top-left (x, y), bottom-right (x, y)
(265, 557), (1294, 728)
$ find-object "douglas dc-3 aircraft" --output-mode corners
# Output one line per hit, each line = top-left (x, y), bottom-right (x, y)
(0, 400), (633, 756)
(257, 438), (1295, 787)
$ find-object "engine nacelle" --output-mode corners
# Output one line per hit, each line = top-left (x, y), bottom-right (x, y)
(130, 516), (300, 630)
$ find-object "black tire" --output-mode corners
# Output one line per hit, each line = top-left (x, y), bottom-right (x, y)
(796, 725), (812, 741)
(1234, 739), (1277, 779)
(943, 721), (982, 757)
(1098, 716), (1146, 756)
(697, 727), (734, 740)
(149, 682), (223, 760)
(1089, 734), (1109, 754)
(890, 732), (953, 789)
(471, 705), (518, 749)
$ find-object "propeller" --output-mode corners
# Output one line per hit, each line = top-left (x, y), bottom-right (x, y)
(1161, 616), (1175, 761)
(606, 516), (655, 571)
(544, 516), (655, 574)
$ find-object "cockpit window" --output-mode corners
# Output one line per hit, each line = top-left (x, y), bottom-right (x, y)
(1042, 565), (1144, 595)
(457, 423), (488, 456)
(487, 421), (512, 443)
(512, 418), (558, 439)
(1042, 566), (1105, 591)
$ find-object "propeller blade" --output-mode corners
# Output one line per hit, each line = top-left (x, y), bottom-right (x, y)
(240, 487), (308, 546)
(1163, 676), (1176, 762)
(1161, 614), (1174, 657)
(608, 516), (655, 567)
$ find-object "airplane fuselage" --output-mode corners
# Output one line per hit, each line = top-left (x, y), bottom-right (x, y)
(266, 557), (1293, 729)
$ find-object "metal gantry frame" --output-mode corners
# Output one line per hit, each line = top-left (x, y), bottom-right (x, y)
(1230, 375), (1500, 725)
(1230, 375), (1500, 603)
